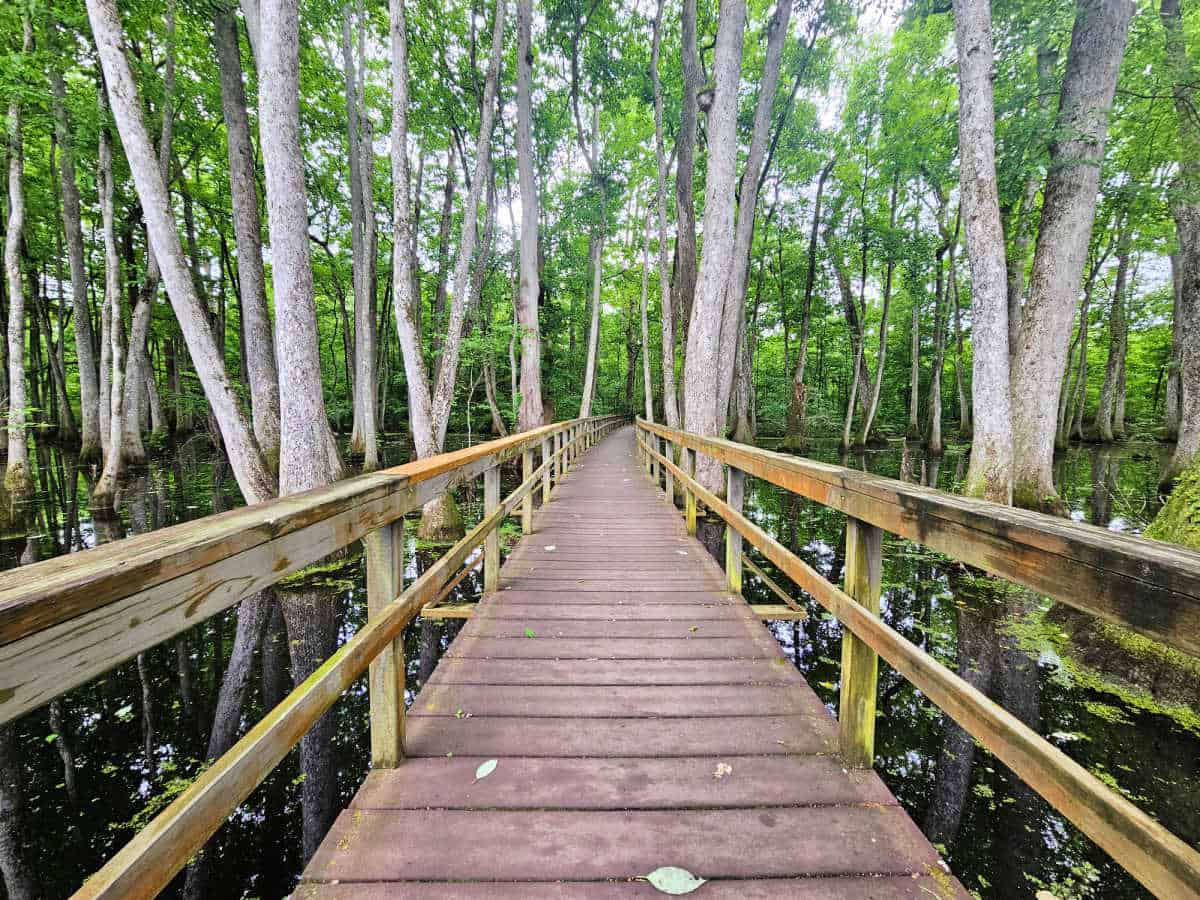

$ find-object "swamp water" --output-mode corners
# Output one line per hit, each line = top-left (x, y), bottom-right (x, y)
(1, 434), (1195, 898)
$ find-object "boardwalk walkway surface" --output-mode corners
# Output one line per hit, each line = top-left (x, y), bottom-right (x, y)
(297, 426), (966, 898)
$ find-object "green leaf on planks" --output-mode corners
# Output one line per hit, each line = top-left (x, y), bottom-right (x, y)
(524, 627), (536, 638)
(474, 759), (498, 782)
(642, 866), (707, 894)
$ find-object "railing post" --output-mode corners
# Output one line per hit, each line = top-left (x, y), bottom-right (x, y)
(484, 464), (501, 593)
(522, 446), (534, 534)
(541, 437), (552, 504)
(839, 516), (883, 768)
(685, 448), (697, 536)
(364, 520), (405, 767)
(725, 466), (744, 593)
(663, 437), (674, 506)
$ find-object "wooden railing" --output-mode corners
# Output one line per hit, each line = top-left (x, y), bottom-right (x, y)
(634, 418), (1200, 900)
(0, 414), (624, 899)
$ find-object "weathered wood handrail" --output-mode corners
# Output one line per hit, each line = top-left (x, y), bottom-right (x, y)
(0, 416), (621, 724)
(634, 419), (1200, 899)
(65, 414), (624, 899)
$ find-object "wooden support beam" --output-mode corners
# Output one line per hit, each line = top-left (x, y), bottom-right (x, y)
(663, 437), (674, 506)
(541, 438), (552, 505)
(743, 554), (805, 613)
(726, 467), (745, 593)
(685, 448), (697, 537)
(364, 519), (405, 768)
(750, 604), (808, 621)
(838, 517), (882, 769)
(419, 603), (476, 620)
(484, 465), (501, 594)
(522, 448), (534, 534)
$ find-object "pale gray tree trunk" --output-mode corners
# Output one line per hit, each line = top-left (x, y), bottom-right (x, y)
(91, 115), (126, 510)
(640, 210), (654, 421)
(579, 196), (604, 418)
(784, 159), (834, 449)
(213, 1), (281, 467)
(1161, 0), (1200, 484)
(1166, 251), (1182, 440)
(674, 0), (701, 355)
(51, 69), (102, 462)
(515, 0), (544, 429)
(650, 0), (679, 428)
(682, 0), (747, 492)
(1095, 230), (1131, 442)
(1009, 0), (1133, 512)
(88, 0), (275, 503)
(429, 0), (505, 449)
(954, 0), (1013, 504)
(4, 17), (34, 504)
(257, 0), (345, 860)
(715, 0), (791, 428)
(859, 172), (899, 445)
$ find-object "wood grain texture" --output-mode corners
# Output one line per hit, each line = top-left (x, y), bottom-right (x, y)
(299, 427), (962, 896)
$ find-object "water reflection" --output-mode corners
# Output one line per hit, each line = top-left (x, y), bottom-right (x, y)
(0, 434), (1194, 899)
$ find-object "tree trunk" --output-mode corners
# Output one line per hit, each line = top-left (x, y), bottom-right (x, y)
(515, 0), (544, 430)
(257, 0), (345, 860)
(213, 1), (281, 467)
(715, 0), (792, 427)
(91, 116), (126, 511)
(784, 158), (834, 449)
(650, 0), (680, 427)
(51, 68), (102, 461)
(681, 0), (747, 492)
(1095, 230), (1131, 442)
(1161, 0), (1200, 485)
(88, 0), (276, 504)
(4, 17), (34, 505)
(858, 172), (899, 446)
(640, 210), (655, 422)
(579, 211), (604, 418)
(1166, 251), (1182, 440)
(673, 0), (702, 358)
(1010, 0), (1133, 513)
(954, 0), (1013, 504)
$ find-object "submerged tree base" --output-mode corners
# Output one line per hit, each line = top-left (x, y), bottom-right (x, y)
(418, 492), (466, 542)
(1147, 459), (1200, 549)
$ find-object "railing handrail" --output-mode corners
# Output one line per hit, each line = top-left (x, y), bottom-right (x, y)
(636, 418), (1200, 658)
(634, 418), (1200, 899)
(71, 414), (626, 899)
(0, 416), (624, 725)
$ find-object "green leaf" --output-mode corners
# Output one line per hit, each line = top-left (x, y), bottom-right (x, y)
(643, 866), (706, 894)
(524, 627), (536, 638)
(474, 759), (498, 781)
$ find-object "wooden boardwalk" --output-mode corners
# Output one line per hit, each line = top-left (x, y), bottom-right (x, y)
(297, 427), (966, 898)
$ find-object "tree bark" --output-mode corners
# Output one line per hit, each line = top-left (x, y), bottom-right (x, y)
(579, 196), (604, 418)
(51, 68), (102, 461)
(257, 0), (345, 860)
(858, 172), (900, 446)
(784, 158), (834, 448)
(1161, 0), (1200, 485)
(681, 0), (747, 492)
(715, 0), (792, 427)
(673, 0), (701, 353)
(650, 0), (680, 428)
(954, 0), (1013, 504)
(640, 210), (654, 422)
(515, 0), (545, 429)
(213, 1), (281, 467)
(4, 16), (34, 505)
(1010, 0), (1134, 512)
(1095, 229), (1131, 442)
(88, 0), (276, 504)
(1166, 251), (1182, 440)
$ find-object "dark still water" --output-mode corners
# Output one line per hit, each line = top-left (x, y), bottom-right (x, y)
(1, 433), (1195, 899)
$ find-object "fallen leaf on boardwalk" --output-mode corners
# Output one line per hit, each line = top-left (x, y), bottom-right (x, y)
(713, 763), (733, 779)
(474, 759), (497, 782)
(688, 626), (699, 633)
(544, 545), (556, 551)
(642, 866), (706, 894)
(676, 550), (688, 556)
(524, 627), (536, 638)
(455, 708), (466, 719)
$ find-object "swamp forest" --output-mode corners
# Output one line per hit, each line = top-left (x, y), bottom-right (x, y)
(0, 0), (1198, 895)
